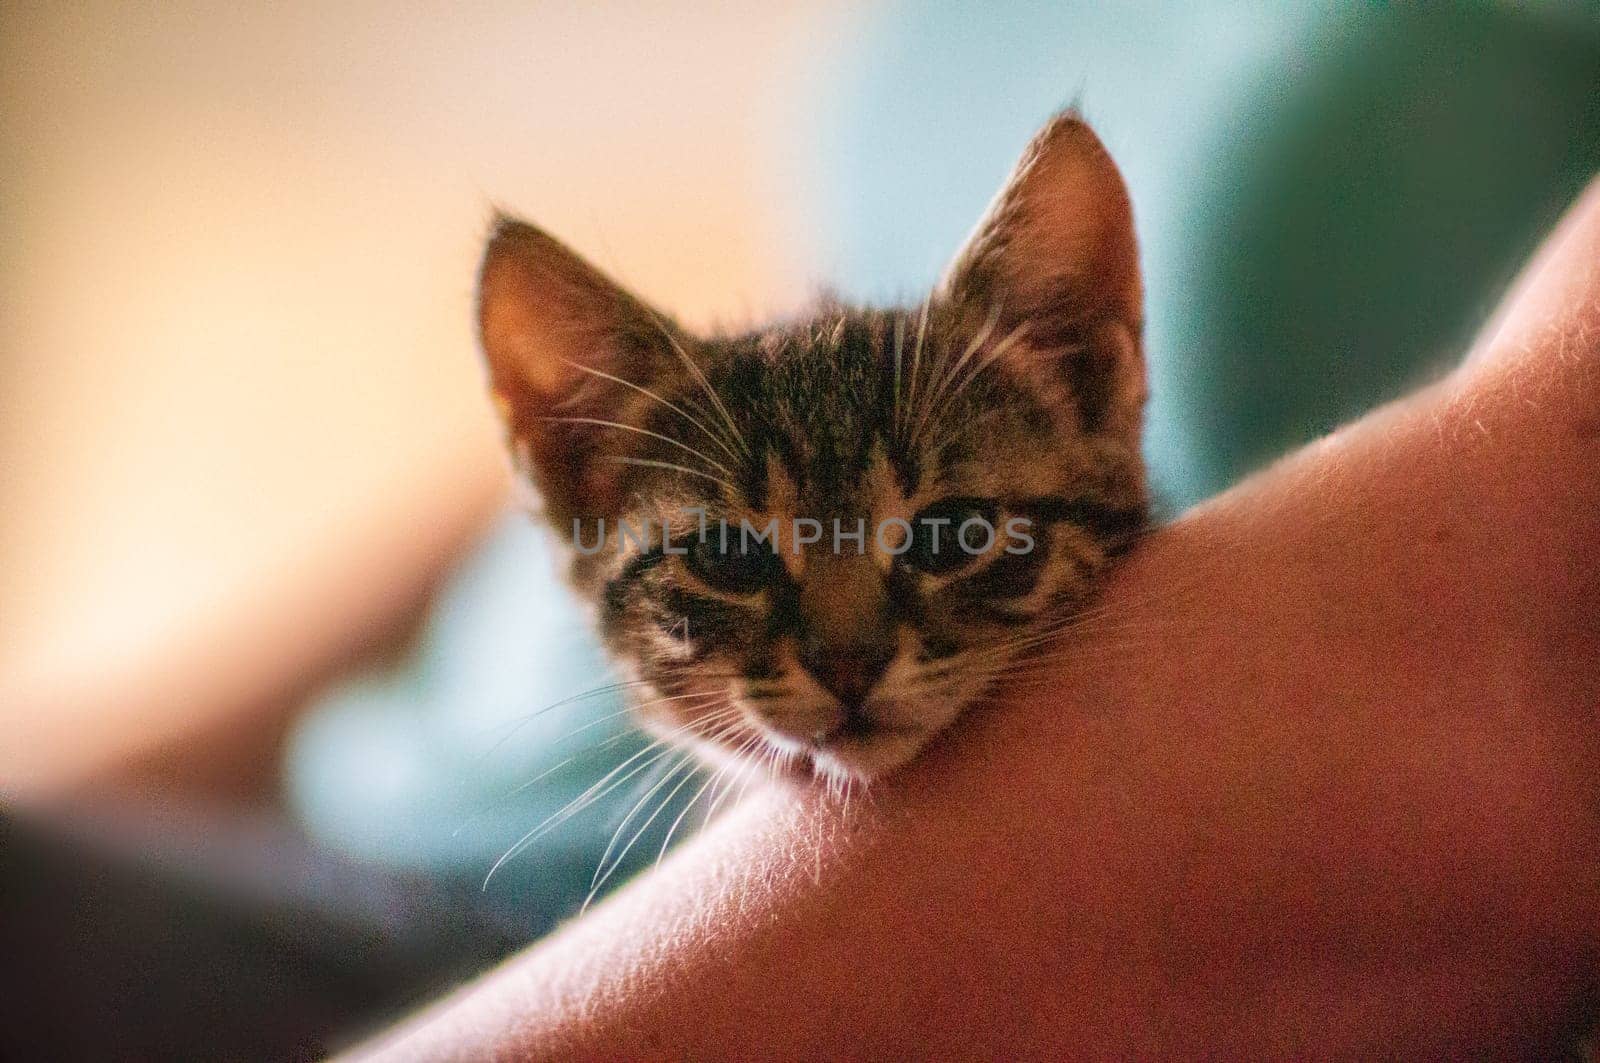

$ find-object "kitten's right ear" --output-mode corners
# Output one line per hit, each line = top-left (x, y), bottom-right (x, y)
(477, 214), (684, 527)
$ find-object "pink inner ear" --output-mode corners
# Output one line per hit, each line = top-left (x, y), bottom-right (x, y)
(940, 114), (1141, 336)
(479, 248), (571, 401)
(478, 215), (685, 416)
(519, 343), (571, 396)
(1013, 145), (1138, 319)
(477, 215), (701, 528)
(930, 115), (1145, 450)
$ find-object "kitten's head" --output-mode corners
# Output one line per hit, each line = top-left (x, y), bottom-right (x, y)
(478, 114), (1146, 782)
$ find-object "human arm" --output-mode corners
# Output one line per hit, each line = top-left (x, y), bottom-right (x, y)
(360, 181), (1600, 1060)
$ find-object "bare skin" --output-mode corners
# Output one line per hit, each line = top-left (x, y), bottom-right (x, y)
(359, 182), (1600, 1060)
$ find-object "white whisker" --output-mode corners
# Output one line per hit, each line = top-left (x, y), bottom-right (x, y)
(599, 455), (734, 490)
(537, 415), (734, 477)
(562, 358), (743, 463)
(480, 700), (737, 889)
(911, 302), (999, 447)
(903, 299), (932, 445)
(584, 751), (708, 911)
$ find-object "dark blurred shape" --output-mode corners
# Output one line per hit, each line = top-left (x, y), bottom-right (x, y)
(1184, 4), (1600, 491)
(0, 805), (540, 1062)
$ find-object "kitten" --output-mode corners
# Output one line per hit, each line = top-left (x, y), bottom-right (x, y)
(476, 113), (1147, 783)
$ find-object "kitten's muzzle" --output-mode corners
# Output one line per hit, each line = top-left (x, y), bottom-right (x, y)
(797, 638), (893, 713)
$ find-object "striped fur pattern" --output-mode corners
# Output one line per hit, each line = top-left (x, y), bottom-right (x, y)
(478, 113), (1148, 782)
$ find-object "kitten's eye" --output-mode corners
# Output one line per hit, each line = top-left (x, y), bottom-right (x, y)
(684, 532), (779, 594)
(904, 498), (999, 575)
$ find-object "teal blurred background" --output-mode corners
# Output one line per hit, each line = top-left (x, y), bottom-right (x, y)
(286, 0), (1600, 924)
(812, 1), (1600, 505)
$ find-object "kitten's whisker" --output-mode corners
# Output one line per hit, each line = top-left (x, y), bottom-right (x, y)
(516, 705), (737, 857)
(586, 746), (715, 912)
(482, 741), (672, 890)
(538, 689), (730, 754)
(916, 320), (1032, 446)
(536, 416), (734, 477)
(454, 688), (671, 842)
(911, 302), (999, 448)
(902, 299), (932, 446)
(591, 748), (698, 892)
(990, 637), (1173, 678)
(481, 701), (736, 889)
(490, 692), (723, 807)
(641, 306), (753, 459)
(955, 628), (1180, 688)
(975, 607), (1203, 660)
(705, 733), (764, 823)
(947, 585), (1208, 669)
(475, 678), (654, 760)
(727, 736), (777, 811)
(657, 754), (737, 870)
(890, 313), (907, 439)
(538, 704), (648, 751)
(599, 455), (735, 491)
(561, 358), (744, 464)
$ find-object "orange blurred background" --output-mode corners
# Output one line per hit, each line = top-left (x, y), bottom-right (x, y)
(0, 1), (859, 796)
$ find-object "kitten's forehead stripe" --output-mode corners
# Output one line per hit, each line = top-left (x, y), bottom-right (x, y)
(705, 314), (943, 517)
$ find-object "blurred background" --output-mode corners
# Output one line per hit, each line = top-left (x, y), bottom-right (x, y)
(3, 2), (1598, 1059)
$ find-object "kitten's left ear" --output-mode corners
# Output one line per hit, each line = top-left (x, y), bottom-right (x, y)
(940, 112), (1144, 446)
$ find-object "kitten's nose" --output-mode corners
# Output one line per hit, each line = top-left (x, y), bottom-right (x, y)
(798, 638), (893, 711)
